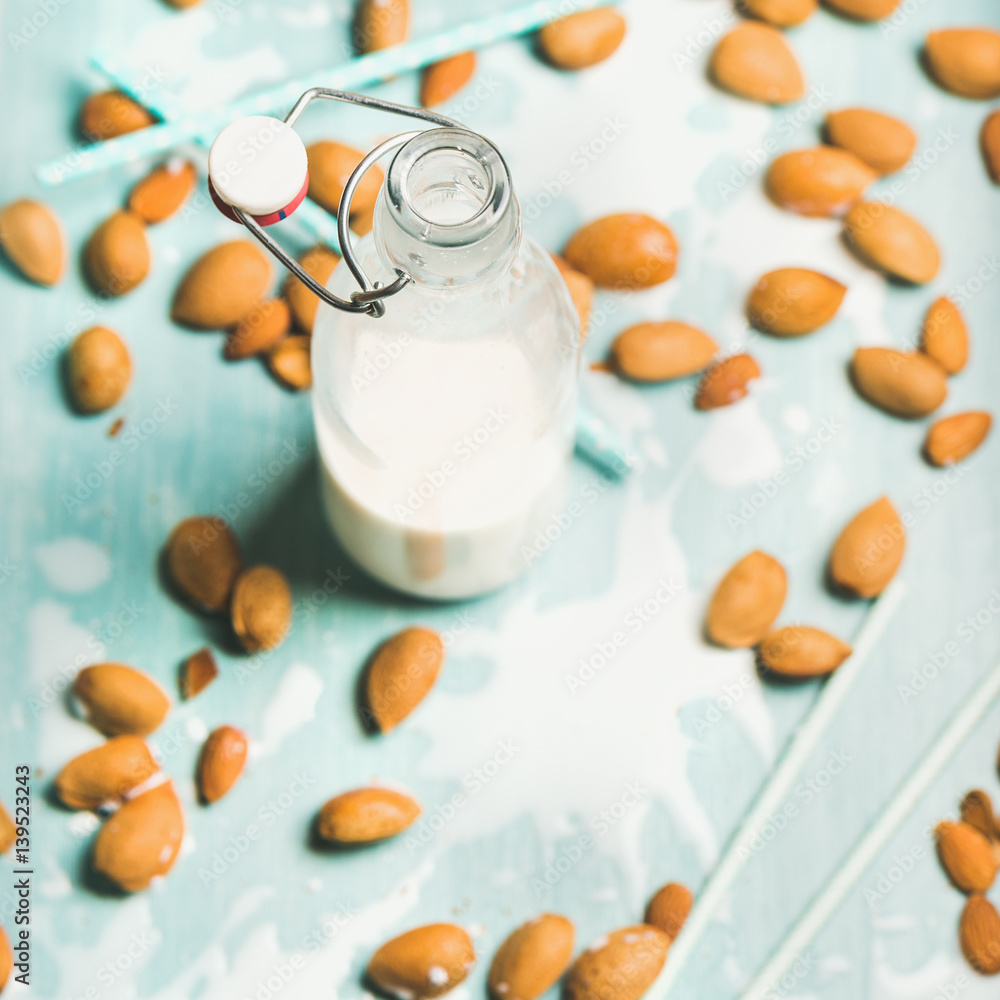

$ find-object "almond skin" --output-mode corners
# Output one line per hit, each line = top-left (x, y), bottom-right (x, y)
(307, 141), (383, 219)
(285, 245), (339, 333)
(0, 199), (65, 285)
(766, 147), (876, 217)
(695, 353), (760, 410)
(267, 335), (313, 391)
(551, 253), (594, 337)
(981, 110), (1000, 183)
(961, 895), (1000, 974)
(707, 551), (787, 648)
(421, 52), (476, 107)
(0, 802), (15, 853)
(354, 0), (409, 54)
(79, 90), (155, 142)
(937, 821), (998, 893)
(538, 9), (627, 70)
(920, 296), (968, 374)
(165, 516), (243, 614)
(563, 926), (669, 1000)
(961, 790), (999, 842)
(55, 736), (158, 810)
(612, 321), (717, 382)
(368, 924), (475, 999)
(828, 496), (905, 598)
(825, 109), (917, 174)
(128, 160), (197, 224)
(737, 0), (817, 27)
(74, 663), (171, 736)
(924, 412), (992, 467)
(0, 926), (10, 991)
(180, 647), (218, 699)
(364, 627), (444, 732)
(92, 781), (183, 892)
(644, 883), (693, 939)
(851, 348), (947, 419)
(844, 202), (940, 284)
(758, 626), (852, 678)
(488, 914), (575, 1000)
(710, 22), (805, 105)
(84, 210), (150, 297)
(748, 268), (846, 336)
(316, 787), (420, 844)
(230, 565), (292, 653)
(564, 214), (678, 290)
(225, 298), (292, 360)
(925, 28), (1000, 100)
(824, 0), (899, 21)
(66, 326), (131, 414)
(173, 241), (271, 329)
(197, 725), (248, 803)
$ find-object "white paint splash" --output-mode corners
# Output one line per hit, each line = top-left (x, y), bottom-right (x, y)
(252, 663), (325, 758)
(695, 395), (784, 488)
(35, 537), (111, 594)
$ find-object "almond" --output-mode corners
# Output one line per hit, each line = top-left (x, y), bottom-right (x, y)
(307, 141), (383, 219)
(758, 626), (852, 678)
(736, 0), (817, 27)
(55, 736), (158, 810)
(538, 9), (626, 70)
(920, 296), (968, 374)
(748, 267), (846, 336)
(828, 496), (905, 598)
(267, 335), (313, 390)
(0, 926), (10, 991)
(564, 926), (669, 1000)
(0, 801), (15, 853)
(709, 23), (805, 105)
(197, 725), (248, 803)
(83, 210), (150, 297)
(316, 787), (420, 844)
(981, 110), (1000, 183)
(644, 882), (693, 939)
(79, 90), (155, 142)
(694, 353), (760, 410)
(551, 253), (594, 337)
(421, 52), (476, 107)
(128, 160), (197, 224)
(844, 202), (940, 284)
(364, 626), (444, 732)
(824, 0), (899, 21)
(0, 199), (65, 285)
(66, 326), (131, 414)
(924, 412), (992, 467)
(165, 516), (243, 614)
(707, 551), (787, 648)
(92, 781), (183, 892)
(766, 147), (876, 217)
(368, 924), (475, 999)
(225, 298), (291, 360)
(354, 0), (409, 54)
(172, 241), (271, 329)
(564, 214), (677, 290)
(960, 895), (1000, 974)
(230, 565), (292, 652)
(925, 28), (1000, 100)
(612, 321), (718, 382)
(180, 647), (218, 699)
(961, 790), (1000, 843)
(825, 109), (917, 174)
(488, 914), (575, 1000)
(285, 245), (340, 333)
(74, 663), (170, 736)
(937, 821), (998, 893)
(851, 347), (947, 418)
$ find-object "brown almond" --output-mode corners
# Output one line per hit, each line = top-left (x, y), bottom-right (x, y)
(316, 787), (420, 844)
(828, 496), (905, 598)
(0, 199), (65, 285)
(564, 214), (677, 290)
(488, 914), (575, 1000)
(920, 296), (968, 374)
(961, 895), (1000, 974)
(285, 245), (340, 333)
(825, 109), (917, 174)
(644, 882), (693, 939)
(66, 326), (131, 414)
(230, 565), (292, 653)
(92, 781), (183, 892)
(165, 516), (243, 613)
(737, 0), (817, 27)
(709, 23), (805, 105)
(766, 147), (876, 217)
(421, 52), (476, 107)
(612, 321), (718, 382)
(128, 160), (196, 224)
(55, 736), (158, 810)
(758, 626), (852, 678)
(79, 90), (155, 142)
(695, 353), (760, 410)
(924, 412), (992, 467)
(0, 926), (10, 991)
(267, 335), (313, 391)
(180, 647), (218, 699)
(851, 348), (947, 418)
(551, 253), (594, 337)
(925, 28), (1000, 100)
(225, 298), (292, 360)
(748, 268), (846, 336)
(0, 801), (15, 853)
(364, 626), (444, 732)
(197, 725), (248, 803)
(982, 110), (1000, 183)
(824, 0), (900, 21)
(368, 924), (475, 999)
(172, 241), (271, 329)
(707, 551), (787, 648)
(83, 210), (150, 297)
(564, 926), (669, 1000)
(844, 201), (940, 284)
(307, 141), (383, 219)
(961, 790), (999, 843)
(538, 9), (626, 70)
(74, 663), (171, 736)
(354, 0), (409, 54)
(937, 821), (998, 892)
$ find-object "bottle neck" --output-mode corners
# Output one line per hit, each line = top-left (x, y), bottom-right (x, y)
(374, 127), (521, 289)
